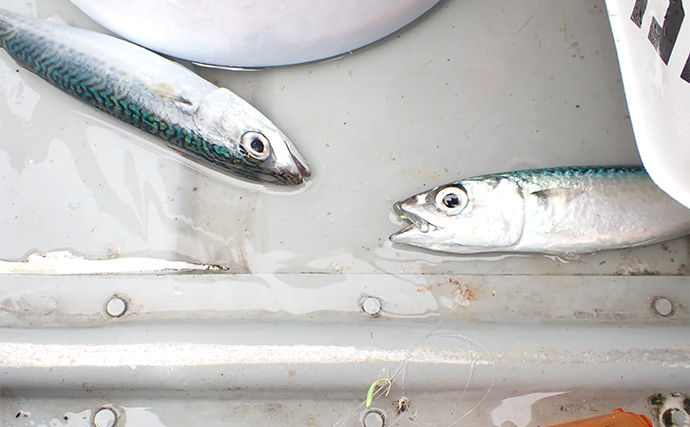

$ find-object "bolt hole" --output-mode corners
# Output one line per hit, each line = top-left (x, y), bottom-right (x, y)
(663, 409), (689, 427)
(361, 296), (382, 318)
(360, 408), (386, 427)
(93, 407), (118, 427)
(105, 296), (128, 318)
(653, 297), (673, 317)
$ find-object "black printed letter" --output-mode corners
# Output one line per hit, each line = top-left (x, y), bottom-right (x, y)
(630, 0), (648, 27)
(648, 0), (685, 64)
(681, 54), (690, 83)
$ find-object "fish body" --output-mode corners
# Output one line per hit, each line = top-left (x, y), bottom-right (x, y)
(0, 9), (309, 185)
(391, 166), (690, 255)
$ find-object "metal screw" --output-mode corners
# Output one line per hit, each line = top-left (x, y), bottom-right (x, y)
(653, 297), (673, 317)
(361, 297), (382, 318)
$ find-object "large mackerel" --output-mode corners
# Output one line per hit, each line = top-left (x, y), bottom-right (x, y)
(0, 9), (309, 185)
(390, 166), (690, 255)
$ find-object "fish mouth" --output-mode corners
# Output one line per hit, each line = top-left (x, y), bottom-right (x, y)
(392, 202), (431, 235)
(279, 129), (310, 179)
(291, 151), (311, 178)
(276, 133), (310, 184)
(278, 151), (310, 185)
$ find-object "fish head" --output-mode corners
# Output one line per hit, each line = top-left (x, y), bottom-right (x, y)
(195, 88), (310, 185)
(390, 177), (525, 253)
(233, 125), (311, 185)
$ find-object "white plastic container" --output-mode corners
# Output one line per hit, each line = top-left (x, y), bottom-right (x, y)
(605, 0), (690, 208)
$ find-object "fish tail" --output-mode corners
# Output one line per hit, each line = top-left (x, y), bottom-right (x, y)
(0, 10), (20, 56)
(0, 11), (182, 146)
(0, 11), (115, 118)
(0, 11), (60, 83)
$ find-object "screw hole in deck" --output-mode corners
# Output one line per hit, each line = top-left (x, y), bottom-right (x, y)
(652, 297), (674, 317)
(361, 296), (383, 318)
(360, 408), (386, 427)
(93, 406), (120, 427)
(105, 295), (128, 318)
(663, 408), (689, 427)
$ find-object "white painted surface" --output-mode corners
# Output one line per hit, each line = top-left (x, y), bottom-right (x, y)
(0, 0), (688, 426)
(0, 250), (220, 274)
(605, 0), (690, 207)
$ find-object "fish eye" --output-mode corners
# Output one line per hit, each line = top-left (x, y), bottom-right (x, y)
(241, 131), (271, 161)
(435, 186), (468, 215)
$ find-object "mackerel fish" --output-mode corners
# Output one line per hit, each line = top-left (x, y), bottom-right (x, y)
(390, 166), (690, 255)
(0, 9), (309, 185)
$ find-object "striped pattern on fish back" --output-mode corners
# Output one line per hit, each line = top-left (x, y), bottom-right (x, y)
(501, 166), (647, 190)
(0, 12), (239, 169)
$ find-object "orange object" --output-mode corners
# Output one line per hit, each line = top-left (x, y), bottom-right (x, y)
(546, 409), (653, 427)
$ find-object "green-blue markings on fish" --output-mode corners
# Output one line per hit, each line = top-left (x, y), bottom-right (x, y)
(0, 9), (309, 185)
(390, 166), (690, 255)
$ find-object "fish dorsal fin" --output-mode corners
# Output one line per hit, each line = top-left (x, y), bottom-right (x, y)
(199, 87), (233, 106)
(145, 83), (194, 106)
(194, 88), (233, 121)
(43, 15), (68, 25)
(192, 88), (235, 138)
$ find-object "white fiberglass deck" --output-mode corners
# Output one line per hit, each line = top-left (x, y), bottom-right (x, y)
(0, 1), (688, 426)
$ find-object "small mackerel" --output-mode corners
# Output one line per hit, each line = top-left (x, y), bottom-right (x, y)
(391, 166), (690, 255)
(0, 9), (309, 185)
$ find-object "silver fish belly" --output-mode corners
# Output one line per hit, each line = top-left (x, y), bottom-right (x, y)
(0, 9), (309, 185)
(390, 166), (690, 255)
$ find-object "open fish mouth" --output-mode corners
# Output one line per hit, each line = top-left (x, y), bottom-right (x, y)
(392, 202), (430, 234)
(292, 152), (311, 179)
(275, 133), (310, 183)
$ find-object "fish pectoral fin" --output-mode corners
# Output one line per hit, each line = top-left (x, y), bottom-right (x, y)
(530, 188), (585, 206)
(43, 15), (68, 25)
(198, 87), (233, 107)
(144, 83), (194, 106)
(192, 88), (234, 131)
